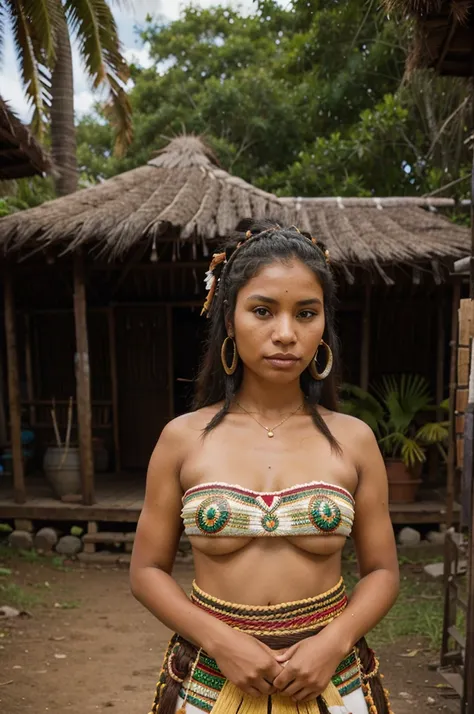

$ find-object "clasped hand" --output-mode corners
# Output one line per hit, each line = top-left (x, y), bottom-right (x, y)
(214, 629), (344, 703)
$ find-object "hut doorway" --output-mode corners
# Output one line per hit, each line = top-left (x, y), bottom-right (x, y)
(172, 307), (206, 416)
(116, 307), (171, 471)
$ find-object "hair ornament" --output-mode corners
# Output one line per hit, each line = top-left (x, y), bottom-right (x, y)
(201, 251), (226, 316)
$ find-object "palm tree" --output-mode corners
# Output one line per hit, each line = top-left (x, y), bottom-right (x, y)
(0, 0), (132, 195)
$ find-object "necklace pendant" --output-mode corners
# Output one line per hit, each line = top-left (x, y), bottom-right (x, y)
(267, 431), (274, 438)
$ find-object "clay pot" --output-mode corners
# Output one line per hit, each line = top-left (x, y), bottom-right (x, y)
(385, 458), (422, 504)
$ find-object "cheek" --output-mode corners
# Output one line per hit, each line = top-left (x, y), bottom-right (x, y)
(234, 313), (266, 350)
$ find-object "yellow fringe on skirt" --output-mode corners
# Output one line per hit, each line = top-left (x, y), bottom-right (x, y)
(208, 679), (345, 714)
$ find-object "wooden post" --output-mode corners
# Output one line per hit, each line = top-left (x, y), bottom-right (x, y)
(3, 269), (25, 503)
(441, 280), (461, 666)
(24, 314), (36, 426)
(359, 283), (371, 390)
(107, 306), (121, 475)
(0, 348), (8, 449)
(166, 305), (174, 420)
(464, 142), (474, 714)
(446, 282), (461, 529)
(73, 254), (94, 505)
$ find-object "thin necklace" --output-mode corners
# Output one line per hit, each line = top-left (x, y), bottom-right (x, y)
(236, 401), (304, 438)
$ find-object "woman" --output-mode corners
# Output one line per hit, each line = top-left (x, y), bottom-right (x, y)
(130, 221), (399, 714)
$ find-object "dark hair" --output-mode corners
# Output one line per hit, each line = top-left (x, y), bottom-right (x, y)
(194, 219), (341, 451)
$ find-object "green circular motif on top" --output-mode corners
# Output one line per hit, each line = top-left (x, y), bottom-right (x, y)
(309, 496), (341, 533)
(261, 513), (279, 533)
(196, 496), (231, 534)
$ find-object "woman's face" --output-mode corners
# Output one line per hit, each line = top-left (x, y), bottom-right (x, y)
(231, 258), (326, 384)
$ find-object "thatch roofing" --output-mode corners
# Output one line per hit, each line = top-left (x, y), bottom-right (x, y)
(0, 135), (469, 280)
(386, 1), (474, 75)
(0, 97), (52, 180)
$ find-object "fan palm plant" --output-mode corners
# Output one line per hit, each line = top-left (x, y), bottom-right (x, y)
(340, 374), (449, 468)
(0, 0), (132, 195)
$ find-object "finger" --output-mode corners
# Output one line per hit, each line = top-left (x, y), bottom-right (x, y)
(272, 669), (294, 690)
(275, 643), (298, 662)
(301, 691), (321, 703)
(243, 685), (265, 698)
(281, 679), (303, 697)
(292, 688), (314, 702)
(256, 679), (276, 696)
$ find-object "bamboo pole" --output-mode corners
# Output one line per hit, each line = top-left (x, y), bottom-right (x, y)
(3, 269), (25, 503)
(107, 306), (121, 475)
(73, 253), (94, 505)
(359, 283), (371, 390)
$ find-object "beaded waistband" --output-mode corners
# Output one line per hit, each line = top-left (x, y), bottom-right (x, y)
(150, 580), (394, 714)
(190, 577), (348, 636)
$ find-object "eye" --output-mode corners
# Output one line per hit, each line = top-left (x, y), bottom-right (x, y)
(253, 307), (271, 318)
(298, 310), (318, 320)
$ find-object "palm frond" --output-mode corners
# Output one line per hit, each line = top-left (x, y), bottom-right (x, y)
(373, 374), (432, 430)
(0, 1), (6, 65)
(64, 0), (132, 152)
(339, 383), (385, 432)
(22, 0), (57, 64)
(8, 0), (50, 137)
(379, 431), (426, 467)
(64, 0), (129, 88)
(416, 420), (449, 444)
(103, 72), (133, 156)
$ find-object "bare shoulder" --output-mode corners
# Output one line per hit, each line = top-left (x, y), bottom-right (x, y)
(154, 404), (223, 452)
(320, 409), (378, 453)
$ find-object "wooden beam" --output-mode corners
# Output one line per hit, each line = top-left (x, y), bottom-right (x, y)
(24, 314), (36, 426)
(3, 269), (25, 503)
(73, 253), (94, 505)
(107, 306), (121, 475)
(360, 284), (371, 390)
(166, 305), (174, 420)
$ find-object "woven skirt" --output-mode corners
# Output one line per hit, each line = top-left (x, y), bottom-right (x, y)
(149, 578), (393, 714)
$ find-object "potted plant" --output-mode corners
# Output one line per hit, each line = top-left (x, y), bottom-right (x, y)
(340, 375), (449, 503)
(43, 397), (82, 500)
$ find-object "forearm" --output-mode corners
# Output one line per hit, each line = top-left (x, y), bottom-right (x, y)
(323, 568), (399, 653)
(130, 565), (232, 654)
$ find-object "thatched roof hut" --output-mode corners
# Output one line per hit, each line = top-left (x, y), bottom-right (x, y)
(386, 1), (474, 75)
(0, 135), (469, 282)
(0, 97), (51, 180)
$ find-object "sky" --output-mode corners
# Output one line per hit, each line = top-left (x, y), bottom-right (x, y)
(0, 0), (257, 121)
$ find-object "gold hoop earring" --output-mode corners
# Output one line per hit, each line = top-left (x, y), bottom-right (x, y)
(309, 340), (333, 381)
(221, 336), (238, 375)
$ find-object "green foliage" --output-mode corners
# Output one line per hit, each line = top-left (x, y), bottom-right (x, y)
(75, 1), (472, 201)
(340, 375), (449, 467)
(0, 176), (56, 214)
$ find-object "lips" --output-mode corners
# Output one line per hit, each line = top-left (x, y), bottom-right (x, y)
(264, 354), (300, 369)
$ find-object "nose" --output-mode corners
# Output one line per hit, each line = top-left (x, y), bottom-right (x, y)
(272, 314), (297, 345)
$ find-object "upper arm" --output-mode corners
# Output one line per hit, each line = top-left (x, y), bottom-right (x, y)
(130, 419), (186, 576)
(350, 420), (399, 580)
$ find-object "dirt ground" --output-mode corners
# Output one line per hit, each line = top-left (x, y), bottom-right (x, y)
(0, 558), (459, 714)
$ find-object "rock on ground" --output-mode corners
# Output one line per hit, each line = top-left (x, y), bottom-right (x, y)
(34, 527), (59, 553)
(426, 530), (445, 545)
(9, 530), (34, 550)
(56, 535), (82, 556)
(397, 527), (421, 546)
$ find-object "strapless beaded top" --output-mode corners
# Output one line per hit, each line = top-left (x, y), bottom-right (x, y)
(181, 481), (355, 538)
